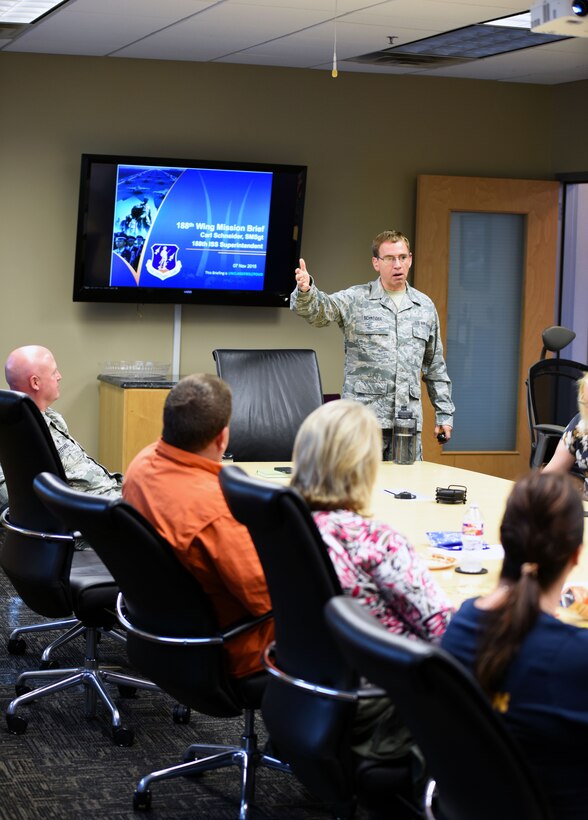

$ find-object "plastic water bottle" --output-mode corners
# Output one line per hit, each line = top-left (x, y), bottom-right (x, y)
(460, 503), (484, 573)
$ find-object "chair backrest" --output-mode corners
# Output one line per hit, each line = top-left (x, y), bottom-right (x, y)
(34, 472), (244, 717)
(0, 389), (73, 617)
(212, 348), (323, 461)
(528, 358), (588, 433)
(526, 358), (588, 463)
(325, 596), (553, 820)
(220, 465), (360, 805)
(0, 390), (67, 528)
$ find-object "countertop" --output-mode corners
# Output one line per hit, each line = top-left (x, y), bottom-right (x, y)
(97, 374), (180, 389)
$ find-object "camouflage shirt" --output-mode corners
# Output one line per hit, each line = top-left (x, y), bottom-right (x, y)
(43, 407), (122, 497)
(0, 407), (122, 508)
(290, 277), (454, 432)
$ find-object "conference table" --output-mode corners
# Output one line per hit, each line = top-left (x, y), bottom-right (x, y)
(233, 460), (588, 622)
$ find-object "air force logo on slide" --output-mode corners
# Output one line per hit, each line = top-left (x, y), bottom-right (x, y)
(145, 244), (182, 281)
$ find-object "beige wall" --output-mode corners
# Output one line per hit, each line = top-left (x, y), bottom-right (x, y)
(0, 52), (578, 455)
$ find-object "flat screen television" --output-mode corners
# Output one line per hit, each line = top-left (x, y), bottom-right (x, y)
(73, 153), (307, 307)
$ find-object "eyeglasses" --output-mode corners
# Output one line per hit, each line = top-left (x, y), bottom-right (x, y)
(377, 254), (410, 264)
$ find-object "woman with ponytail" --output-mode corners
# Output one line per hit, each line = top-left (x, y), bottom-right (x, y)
(441, 471), (587, 819)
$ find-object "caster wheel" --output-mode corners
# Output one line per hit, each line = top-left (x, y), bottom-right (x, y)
(6, 714), (28, 735)
(15, 684), (32, 697)
(118, 685), (137, 699)
(7, 638), (26, 655)
(172, 703), (191, 724)
(133, 789), (152, 811)
(113, 726), (134, 747)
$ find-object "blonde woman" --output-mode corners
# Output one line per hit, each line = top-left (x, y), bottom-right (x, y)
(291, 399), (453, 642)
(544, 372), (588, 498)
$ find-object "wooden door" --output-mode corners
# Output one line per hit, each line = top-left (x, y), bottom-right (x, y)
(414, 175), (560, 480)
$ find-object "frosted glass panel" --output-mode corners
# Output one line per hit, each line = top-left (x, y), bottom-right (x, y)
(561, 183), (588, 364)
(444, 212), (524, 451)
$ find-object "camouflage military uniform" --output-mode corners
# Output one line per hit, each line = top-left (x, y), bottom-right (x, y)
(44, 407), (122, 497)
(0, 407), (122, 509)
(290, 277), (454, 459)
(0, 407), (121, 548)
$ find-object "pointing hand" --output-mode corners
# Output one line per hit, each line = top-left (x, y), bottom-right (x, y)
(295, 258), (311, 293)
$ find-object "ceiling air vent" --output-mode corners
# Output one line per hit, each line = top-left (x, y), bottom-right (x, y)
(347, 50), (474, 68)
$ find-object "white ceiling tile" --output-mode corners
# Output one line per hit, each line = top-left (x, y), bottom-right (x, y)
(2, 0), (587, 84)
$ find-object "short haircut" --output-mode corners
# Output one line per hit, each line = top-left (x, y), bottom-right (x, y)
(291, 399), (382, 515)
(371, 230), (411, 258)
(162, 373), (232, 452)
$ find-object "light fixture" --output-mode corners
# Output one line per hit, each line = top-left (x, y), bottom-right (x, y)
(572, 0), (588, 16)
(0, 0), (67, 24)
(331, 0), (338, 79)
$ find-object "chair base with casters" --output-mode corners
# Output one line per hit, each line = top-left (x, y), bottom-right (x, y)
(7, 615), (80, 658)
(133, 706), (290, 817)
(114, 595), (291, 817)
(6, 622), (160, 746)
(2, 511), (160, 746)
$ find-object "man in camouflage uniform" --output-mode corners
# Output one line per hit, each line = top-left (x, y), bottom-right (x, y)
(0, 346), (122, 517)
(291, 230), (454, 460)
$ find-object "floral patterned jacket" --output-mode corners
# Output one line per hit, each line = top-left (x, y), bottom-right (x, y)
(313, 508), (453, 642)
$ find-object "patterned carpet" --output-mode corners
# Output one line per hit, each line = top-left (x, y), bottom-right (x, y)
(0, 560), (369, 820)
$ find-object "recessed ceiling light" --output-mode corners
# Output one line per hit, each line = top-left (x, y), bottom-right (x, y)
(0, 1), (67, 25)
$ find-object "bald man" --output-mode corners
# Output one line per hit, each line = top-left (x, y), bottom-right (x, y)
(0, 345), (122, 514)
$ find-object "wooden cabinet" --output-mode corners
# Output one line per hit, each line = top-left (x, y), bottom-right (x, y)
(98, 378), (172, 473)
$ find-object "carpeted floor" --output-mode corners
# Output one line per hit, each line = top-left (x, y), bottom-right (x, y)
(0, 563), (371, 820)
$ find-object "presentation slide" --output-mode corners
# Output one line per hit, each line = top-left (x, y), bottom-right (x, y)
(109, 164), (273, 291)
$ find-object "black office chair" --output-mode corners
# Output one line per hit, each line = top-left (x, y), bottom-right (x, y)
(34, 471), (290, 819)
(220, 465), (417, 820)
(526, 329), (587, 467)
(0, 390), (157, 745)
(325, 596), (553, 820)
(212, 348), (324, 461)
(0, 388), (86, 661)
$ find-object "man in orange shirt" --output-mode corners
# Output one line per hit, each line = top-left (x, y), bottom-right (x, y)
(123, 373), (273, 679)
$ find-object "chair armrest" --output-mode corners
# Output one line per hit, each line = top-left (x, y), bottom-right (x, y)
(262, 642), (385, 702)
(534, 424), (565, 436)
(116, 593), (224, 646)
(531, 425), (566, 469)
(116, 594), (269, 647)
(1, 508), (79, 541)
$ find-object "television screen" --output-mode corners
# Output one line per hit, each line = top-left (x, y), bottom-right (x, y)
(73, 153), (307, 306)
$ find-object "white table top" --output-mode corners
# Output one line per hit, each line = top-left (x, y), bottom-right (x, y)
(232, 460), (588, 622)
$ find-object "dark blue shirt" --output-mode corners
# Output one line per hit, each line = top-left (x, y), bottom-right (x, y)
(441, 598), (588, 820)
